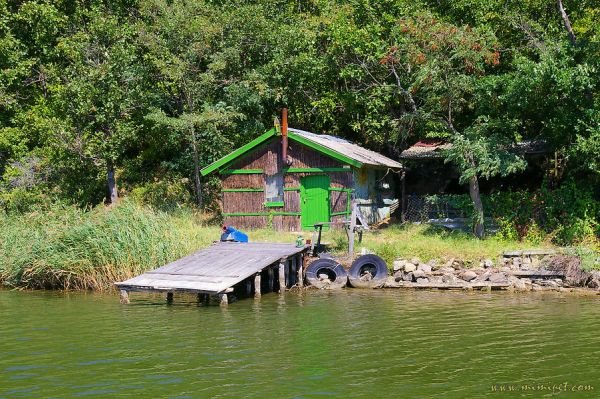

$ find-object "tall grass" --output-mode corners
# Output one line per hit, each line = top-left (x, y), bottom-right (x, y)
(0, 201), (220, 290)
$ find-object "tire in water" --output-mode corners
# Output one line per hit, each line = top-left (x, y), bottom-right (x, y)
(305, 258), (348, 289)
(348, 254), (388, 288)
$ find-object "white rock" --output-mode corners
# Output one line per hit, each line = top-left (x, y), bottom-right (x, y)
(404, 263), (417, 273)
(412, 269), (426, 279)
(392, 260), (406, 272)
(418, 263), (432, 274)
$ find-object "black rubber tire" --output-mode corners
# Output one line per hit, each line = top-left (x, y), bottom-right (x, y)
(305, 258), (348, 289)
(348, 254), (389, 288)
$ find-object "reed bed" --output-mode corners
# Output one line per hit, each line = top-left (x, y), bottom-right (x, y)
(0, 201), (220, 290)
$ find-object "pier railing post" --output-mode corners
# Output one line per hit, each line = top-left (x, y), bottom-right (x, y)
(254, 272), (262, 298)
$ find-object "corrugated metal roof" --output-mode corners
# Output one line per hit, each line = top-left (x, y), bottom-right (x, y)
(288, 128), (403, 169)
(399, 139), (549, 160)
(399, 142), (451, 159)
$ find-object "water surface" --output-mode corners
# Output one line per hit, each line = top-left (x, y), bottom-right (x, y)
(1, 289), (599, 398)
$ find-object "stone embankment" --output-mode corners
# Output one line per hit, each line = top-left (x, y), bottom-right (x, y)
(384, 254), (600, 293)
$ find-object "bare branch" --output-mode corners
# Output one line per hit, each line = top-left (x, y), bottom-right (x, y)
(557, 0), (577, 45)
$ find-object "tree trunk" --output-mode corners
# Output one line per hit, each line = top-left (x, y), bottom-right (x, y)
(469, 175), (484, 239)
(107, 160), (118, 205)
(190, 129), (203, 208)
(557, 0), (576, 45)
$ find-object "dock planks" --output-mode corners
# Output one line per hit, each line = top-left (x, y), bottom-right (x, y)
(115, 242), (306, 295)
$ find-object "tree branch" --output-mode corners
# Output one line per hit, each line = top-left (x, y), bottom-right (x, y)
(557, 0), (577, 46)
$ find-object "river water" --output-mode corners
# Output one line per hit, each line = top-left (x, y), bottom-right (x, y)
(1, 289), (599, 398)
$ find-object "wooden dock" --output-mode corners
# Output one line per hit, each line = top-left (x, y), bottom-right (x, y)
(115, 242), (308, 305)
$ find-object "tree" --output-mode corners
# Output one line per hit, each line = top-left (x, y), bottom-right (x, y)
(48, 7), (148, 204)
(145, 105), (238, 207)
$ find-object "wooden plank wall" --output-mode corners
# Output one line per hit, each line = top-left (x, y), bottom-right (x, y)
(222, 138), (354, 231)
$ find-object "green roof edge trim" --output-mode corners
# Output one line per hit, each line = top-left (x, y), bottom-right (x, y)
(200, 128), (277, 176)
(287, 131), (362, 168)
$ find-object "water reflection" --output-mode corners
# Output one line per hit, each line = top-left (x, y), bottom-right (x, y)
(1, 289), (599, 398)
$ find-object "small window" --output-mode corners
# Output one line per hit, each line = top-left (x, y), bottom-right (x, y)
(265, 173), (284, 207)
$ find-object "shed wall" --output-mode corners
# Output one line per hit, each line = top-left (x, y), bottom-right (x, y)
(221, 136), (354, 231)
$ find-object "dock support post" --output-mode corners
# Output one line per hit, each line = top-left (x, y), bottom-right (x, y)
(254, 272), (262, 298)
(167, 292), (174, 304)
(297, 254), (304, 288)
(349, 200), (357, 257)
(219, 293), (228, 306)
(268, 267), (274, 292)
(119, 289), (130, 304)
(290, 257), (297, 286)
(279, 258), (287, 293)
(246, 279), (252, 296)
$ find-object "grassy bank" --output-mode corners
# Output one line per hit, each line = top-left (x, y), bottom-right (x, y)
(1, 202), (596, 290)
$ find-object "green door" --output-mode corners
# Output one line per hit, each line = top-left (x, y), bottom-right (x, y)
(300, 175), (330, 230)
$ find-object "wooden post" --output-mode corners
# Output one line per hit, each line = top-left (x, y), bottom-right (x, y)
(297, 254), (304, 288)
(268, 267), (274, 292)
(119, 289), (130, 304)
(166, 292), (174, 304)
(246, 279), (252, 296)
(219, 293), (228, 306)
(349, 201), (357, 257)
(254, 272), (262, 298)
(401, 170), (406, 223)
(279, 258), (287, 293)
(290, 256), (297, 286)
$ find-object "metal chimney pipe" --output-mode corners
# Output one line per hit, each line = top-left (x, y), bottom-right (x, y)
(281, 108), (289, 165)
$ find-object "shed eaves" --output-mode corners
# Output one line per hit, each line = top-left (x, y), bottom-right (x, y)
(288, 128), (403, 169)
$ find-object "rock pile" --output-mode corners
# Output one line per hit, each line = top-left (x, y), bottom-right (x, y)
(385, 255), (600, 292)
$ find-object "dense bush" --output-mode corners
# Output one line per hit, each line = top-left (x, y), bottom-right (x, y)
(423, 182), (599, 247)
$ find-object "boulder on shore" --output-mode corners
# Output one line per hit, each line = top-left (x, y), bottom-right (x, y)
(460, 270), (477, 282)
(404, 263), (417, 273)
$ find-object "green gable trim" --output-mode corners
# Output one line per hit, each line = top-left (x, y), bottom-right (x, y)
(288, 131), (363, 168)
(284, 167), (351, 173)
(221, 169), (263, 175)
(284, 187), (300, 191)
(222, 188), (264, 192)
(200, 128), (277, 176)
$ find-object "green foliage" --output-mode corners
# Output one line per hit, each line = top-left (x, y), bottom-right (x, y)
(129, 178), (192, 212)
(0, 0), (597, 242)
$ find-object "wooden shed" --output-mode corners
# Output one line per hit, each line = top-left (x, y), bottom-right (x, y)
(201, 111), (403, 231)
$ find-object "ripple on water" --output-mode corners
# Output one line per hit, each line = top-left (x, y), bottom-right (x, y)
(1, 289), (599, 398)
